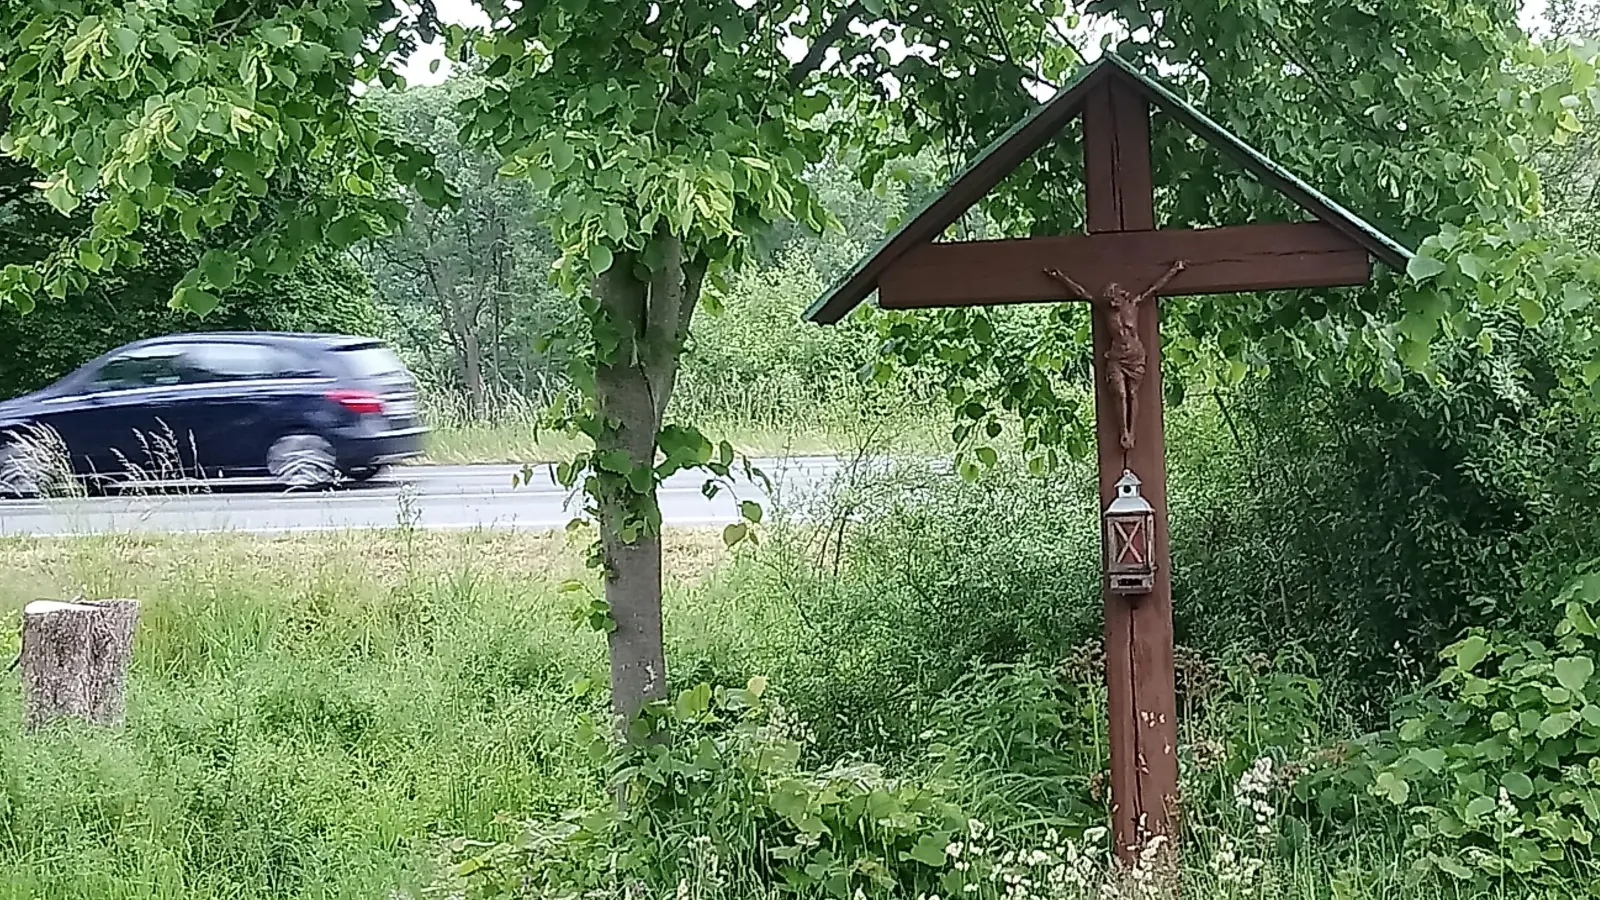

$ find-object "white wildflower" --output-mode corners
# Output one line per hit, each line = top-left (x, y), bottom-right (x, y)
(1497, 786), (1517, 820)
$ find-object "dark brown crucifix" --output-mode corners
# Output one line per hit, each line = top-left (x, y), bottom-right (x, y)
(1045, 260), (1186, 453)
(803, 55), (1413, 870)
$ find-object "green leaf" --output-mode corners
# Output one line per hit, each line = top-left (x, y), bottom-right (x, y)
(1465, 795), (1497, 821)
(549, 136), (575, 172)
(1406, 254), (1447, 281)
(113, 25), (140, 56)
(1374, 770), (1410, 805)
(42, 179), (79, 215)
(674, 683), (712, 720)
(594, 450), (631, 473)
(1502, 771), (1535, 800)
(603, 205), (628, 242)
(588, 244), (614, 274)
(1414, 747), (1447, 773)
(739, 500), (763, 524)
(1449, 635), (1492, 673)
(1556, 657), (1594, 695)
(124, 162), (152, 191)
(1562, 282), (1594, 311)
(1456, 252), (1486, 281)
(172, 285), (219, 316)
(1541, 711), (1581, 739)
(976, 446), (998, 467)
(906, 834), (948, 867)
(1225, 357), (1248, 386)
(626, 464), (653, 494)
(199, 249), (238, 289)
(1519, 295), (1546, 326)
(1398, 337), (1430, 371)
(1584, 358), (1600, 386)
(723, 522), (748, 547)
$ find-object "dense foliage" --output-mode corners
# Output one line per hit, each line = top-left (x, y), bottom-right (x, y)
(0, 240), (376, 394)
(7, 0), (1600, 897)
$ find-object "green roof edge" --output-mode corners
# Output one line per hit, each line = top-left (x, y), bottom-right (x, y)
(803, 53), (1415, 325)
(801, 60), (1109, 324)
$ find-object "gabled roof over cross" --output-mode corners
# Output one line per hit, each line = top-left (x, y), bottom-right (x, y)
(803, 54), (1413, 325)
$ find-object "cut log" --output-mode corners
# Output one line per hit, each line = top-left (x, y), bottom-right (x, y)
(20, 599), (140, 730)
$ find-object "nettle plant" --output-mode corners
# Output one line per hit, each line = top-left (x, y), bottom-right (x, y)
(446, 678), (1143, 900)
(1350, 568), (1600, 891)
(447, 679), (962, 899)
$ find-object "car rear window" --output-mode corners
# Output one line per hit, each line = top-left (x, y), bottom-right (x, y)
(337, 345), (407, 378)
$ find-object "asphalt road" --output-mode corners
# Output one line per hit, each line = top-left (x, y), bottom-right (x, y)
(0, 457), (856, 537)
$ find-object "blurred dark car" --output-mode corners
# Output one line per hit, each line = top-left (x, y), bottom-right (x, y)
(0, 332), (427, 496)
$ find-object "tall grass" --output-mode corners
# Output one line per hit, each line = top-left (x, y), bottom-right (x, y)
(418, 378), (947, 465)
(0, 529), (743, 900)
(0, 458), (1561, 899)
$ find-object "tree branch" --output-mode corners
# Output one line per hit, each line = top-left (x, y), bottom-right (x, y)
(678, 255), (707, 350)
(788, 1), (865, 87)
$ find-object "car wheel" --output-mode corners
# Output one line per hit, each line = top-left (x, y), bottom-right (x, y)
(0, 440), (41, 498)
(344, 465), (384, 483)
(266, 433), (339, 490)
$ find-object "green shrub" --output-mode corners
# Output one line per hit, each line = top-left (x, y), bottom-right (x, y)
(1324, 568), (1600, 894)
(1171, 317), (1585, 715)
(0, 242), (378, 396)
(448, 679), (977, 900)
(744, 458), (1104, 758)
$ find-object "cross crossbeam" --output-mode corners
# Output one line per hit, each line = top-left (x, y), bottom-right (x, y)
(877, 222), (1371, 310)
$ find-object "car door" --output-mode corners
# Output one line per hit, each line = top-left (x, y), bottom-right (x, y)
(39, 346), (187, 479)
(169, 341), (319, 474)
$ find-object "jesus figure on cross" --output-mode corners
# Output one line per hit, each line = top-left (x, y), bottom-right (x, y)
(1045, 260), (1187, 453)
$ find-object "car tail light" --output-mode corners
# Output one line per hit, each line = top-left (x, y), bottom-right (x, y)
(327, 389), (384, 415)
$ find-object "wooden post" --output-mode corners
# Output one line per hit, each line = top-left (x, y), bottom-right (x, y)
(1083, 80), (1181, 862)
(20, 599), (140, 730)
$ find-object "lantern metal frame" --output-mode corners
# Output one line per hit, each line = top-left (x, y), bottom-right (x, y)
(1104, 469), (1156, 595)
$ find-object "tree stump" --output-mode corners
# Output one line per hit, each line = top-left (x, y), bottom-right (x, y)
(20, 599), (140, 730)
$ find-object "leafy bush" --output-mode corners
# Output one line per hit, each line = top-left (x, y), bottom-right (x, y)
(448, 679), (975, 900)
(1172, 316), (1587, 715)
(1327, 568), (1600, 893)
(742, 458), (1104, 758)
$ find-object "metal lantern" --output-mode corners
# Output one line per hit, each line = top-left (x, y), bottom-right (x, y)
(1104, 469), (1156, 595)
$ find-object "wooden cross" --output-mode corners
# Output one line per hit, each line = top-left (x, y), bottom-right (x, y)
(804, 55), (1412, 866)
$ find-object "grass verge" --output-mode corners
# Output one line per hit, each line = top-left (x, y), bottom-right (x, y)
(0, 529), (741, 900)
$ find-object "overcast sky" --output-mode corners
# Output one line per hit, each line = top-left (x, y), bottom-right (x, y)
(395, 0), (1557, 87)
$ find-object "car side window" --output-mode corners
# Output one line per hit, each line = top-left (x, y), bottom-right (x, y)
(91, 349), (184, 390)
(180, 343), (317, 383)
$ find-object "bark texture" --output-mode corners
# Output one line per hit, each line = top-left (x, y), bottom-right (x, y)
(21, 598), (140, 730)
(591, 235), (704, 728)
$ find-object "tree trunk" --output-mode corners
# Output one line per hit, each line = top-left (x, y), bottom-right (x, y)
(589, 236), (706, 730)
(20, 598), (140, 730)
(462, 328), (486, 419)
(592, 257), (669, 728)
